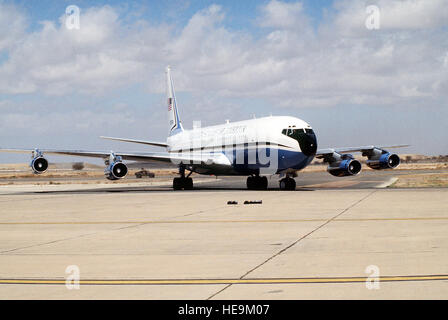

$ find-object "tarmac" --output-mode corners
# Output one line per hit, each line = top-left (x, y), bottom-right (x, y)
(0, 171), (447, 299)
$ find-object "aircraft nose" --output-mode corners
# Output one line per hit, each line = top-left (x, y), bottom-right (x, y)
(300, 131), (317, 156)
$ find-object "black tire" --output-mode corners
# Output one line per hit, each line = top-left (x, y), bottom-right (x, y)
(246, 176), (255, 190)
(279, 178), (295, 191)
(260, 176), (268, 190)
(279, 179), (286, 190)
(247, 176), (268, 190)
(184, 177), (193, 190)
(287, 178), (296, 191)
(173, 177), (182, 190)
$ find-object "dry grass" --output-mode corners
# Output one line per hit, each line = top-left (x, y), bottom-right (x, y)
(0, 167), (179, 185)
(391, 172), (448, 188)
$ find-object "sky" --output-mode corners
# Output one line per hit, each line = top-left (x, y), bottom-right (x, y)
(0, 0), (447, 164)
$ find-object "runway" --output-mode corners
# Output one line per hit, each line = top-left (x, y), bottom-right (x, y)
(0, 171), (447, 299)
(0, 169), (424, 196)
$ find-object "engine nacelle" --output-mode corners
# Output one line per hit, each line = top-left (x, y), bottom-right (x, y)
(30, 156), (49, 174)
(366, 152), (400, 170)
(327, 154), (362, 177)
(104, 161), (128, 180)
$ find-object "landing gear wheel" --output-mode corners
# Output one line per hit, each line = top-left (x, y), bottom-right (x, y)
(173, 177), (182, 190)
(246, 176), (268, 190)
(184, 177), (193, 190)
(247, 176), (255, 190)
(173, 177), (194, 190)
(279, 178), (296, 191)
(260, 176), (268, 190)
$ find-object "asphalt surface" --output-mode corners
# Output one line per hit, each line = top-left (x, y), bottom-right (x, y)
(0, 169), (418, 194)
(0, 170), (447, 299)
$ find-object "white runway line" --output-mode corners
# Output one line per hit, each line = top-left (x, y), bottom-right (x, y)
(375, 177), (398, 188)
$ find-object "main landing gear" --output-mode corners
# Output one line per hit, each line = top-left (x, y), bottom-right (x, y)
(246, 175), (268, 190)
(173, 167), (193, 190)
(279, 177), (296, 191)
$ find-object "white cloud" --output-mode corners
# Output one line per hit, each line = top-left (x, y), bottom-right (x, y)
(331, 0), (448, 35)
(258, 0), (308, 30)
(0, 5), (166, 95)
(0, 0), (446, 110)
(380, 0), (448, 30)
(0, 3), (26, 52)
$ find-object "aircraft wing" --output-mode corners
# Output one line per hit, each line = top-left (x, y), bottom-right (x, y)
(314, 144), (409, 175)
(316, 144), (409, 159)
(99, 136), (168, 148)
(0, 148), (232, 166)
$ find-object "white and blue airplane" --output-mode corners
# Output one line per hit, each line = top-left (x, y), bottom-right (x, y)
(0, 67), (407, 190)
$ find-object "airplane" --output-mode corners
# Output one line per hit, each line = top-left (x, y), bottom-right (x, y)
(0, 66), (408, 191)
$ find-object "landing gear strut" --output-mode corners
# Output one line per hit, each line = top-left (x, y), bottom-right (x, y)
(246, 175), (268, 190)
(279, 177), (296, 191)
(173, 166), (193, 190)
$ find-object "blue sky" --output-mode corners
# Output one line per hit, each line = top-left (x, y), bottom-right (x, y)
(0, 0), (447, 163)
(14, 0), (330, 30)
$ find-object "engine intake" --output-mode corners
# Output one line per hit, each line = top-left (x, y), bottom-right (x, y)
(104, 160), (128, 180)
(366, 152), (400, 170)
(327, 154), (362, 177)
(30, 156), (49, 174)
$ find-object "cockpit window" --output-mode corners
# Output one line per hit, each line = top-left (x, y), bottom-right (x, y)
(282, 128), (306, 138)
(281, 128), (317, 156)
(282, 128), (305, 136)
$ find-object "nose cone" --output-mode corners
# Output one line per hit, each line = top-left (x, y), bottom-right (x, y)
(298, 130), (317, 156)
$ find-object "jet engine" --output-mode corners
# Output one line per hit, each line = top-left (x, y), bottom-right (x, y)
(30, 150), (49, 174)
(104, 154), (128, 180)
(365, 149), (400, 170)
(327, 154), (362, 177)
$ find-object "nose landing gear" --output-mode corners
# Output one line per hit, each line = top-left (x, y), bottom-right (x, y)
(279, 177), (296, 191)
(246, 175), (268, 190)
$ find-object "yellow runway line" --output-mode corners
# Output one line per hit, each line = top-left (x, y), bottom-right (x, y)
(1, 275), (448, 285)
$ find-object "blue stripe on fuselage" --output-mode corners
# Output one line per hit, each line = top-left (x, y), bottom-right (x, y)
(221, 147), (314, 175)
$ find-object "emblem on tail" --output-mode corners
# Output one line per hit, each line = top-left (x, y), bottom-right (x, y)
(166, 66), (183, 136)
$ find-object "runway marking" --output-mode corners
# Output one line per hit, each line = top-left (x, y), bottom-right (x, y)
(1, 217), (448, 225)
(1, 274), (448, 285)
(375, 177), (398, 188)
(302, 180), (360, 188)
(207, 190), (380, 300)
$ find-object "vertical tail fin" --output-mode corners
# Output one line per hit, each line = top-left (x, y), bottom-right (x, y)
(166, 66), (184, 136)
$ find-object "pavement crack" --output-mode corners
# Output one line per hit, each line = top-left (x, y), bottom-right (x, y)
(207, 190), (378, 300)
(0, 223), (140, 254)
(0, 232), (99, 254)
